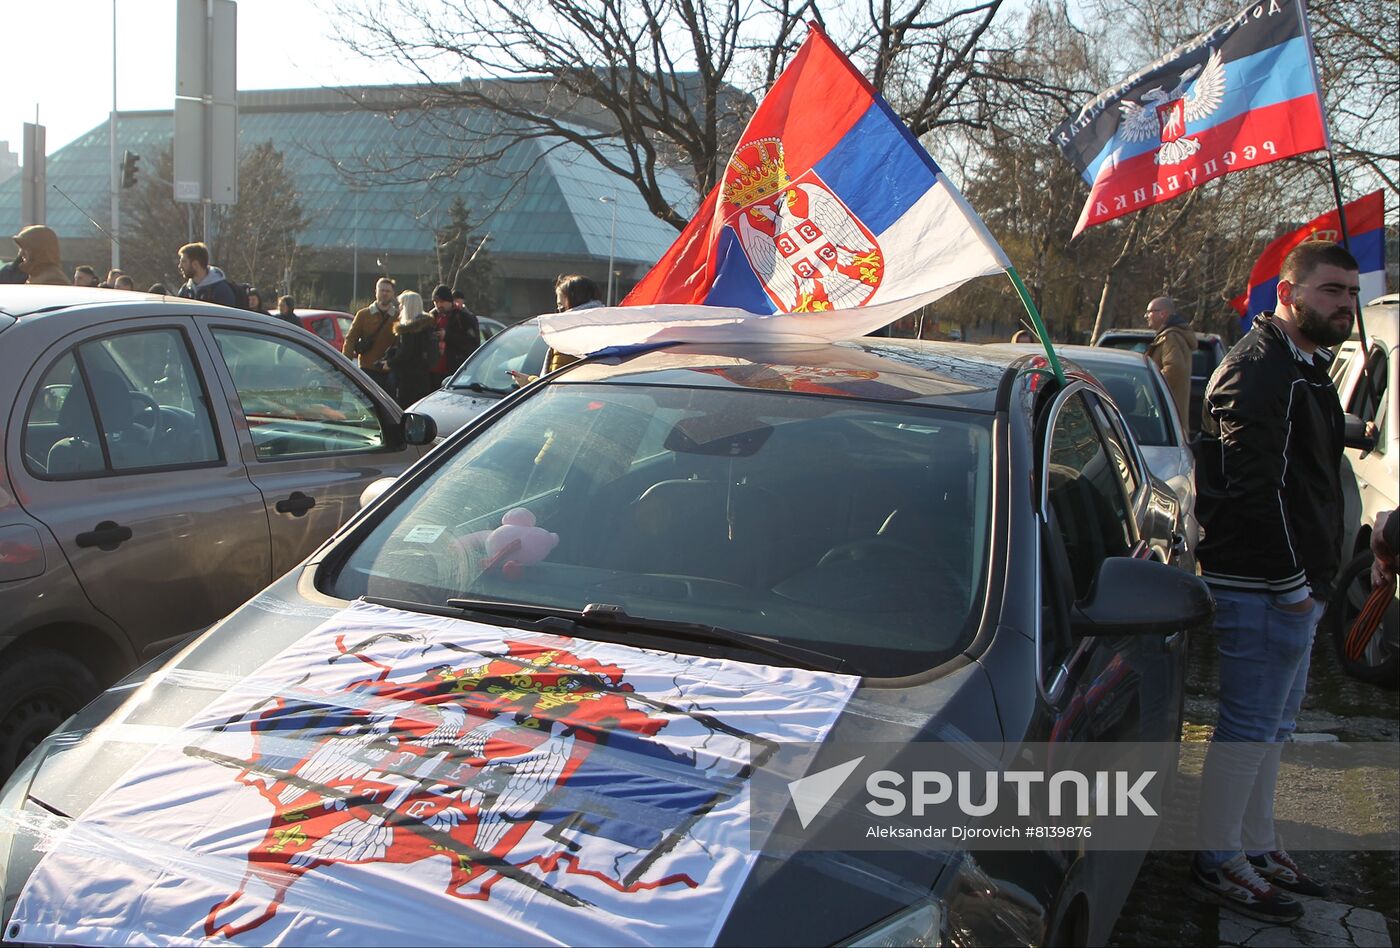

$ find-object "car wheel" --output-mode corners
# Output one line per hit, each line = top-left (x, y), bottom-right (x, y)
(0, 651), (100, 777)
(1326, 551), (1399, 689)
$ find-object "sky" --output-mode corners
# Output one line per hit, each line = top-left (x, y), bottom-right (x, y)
(1, 0), (424, 158)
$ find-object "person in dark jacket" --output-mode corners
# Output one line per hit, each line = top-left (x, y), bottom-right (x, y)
(175, 242), (236, 307)
(428, 284), (481, 386)
(387, 290), (437, 407)
(1191, 240), (1358, 922)
(1373, 509), (1398, 587)
(275, 295), (302, 327)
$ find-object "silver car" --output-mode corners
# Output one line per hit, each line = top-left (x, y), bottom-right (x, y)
(0, 286), (436, 775)
(991, 343), (1199, 561)
(409, 318), (547, 437)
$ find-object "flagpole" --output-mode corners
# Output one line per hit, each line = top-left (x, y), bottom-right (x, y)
(1006, 267), (1066, 385)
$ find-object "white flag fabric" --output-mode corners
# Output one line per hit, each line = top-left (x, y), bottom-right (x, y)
(8, 601), (857, 946)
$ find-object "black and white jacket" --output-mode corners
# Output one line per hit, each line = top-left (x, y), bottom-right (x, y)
(1195, 313), (1345, 599)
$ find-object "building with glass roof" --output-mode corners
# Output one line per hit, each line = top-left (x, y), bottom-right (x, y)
(0, 85), (699, 317)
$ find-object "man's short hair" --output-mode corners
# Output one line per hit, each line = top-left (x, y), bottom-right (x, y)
(376, 277), (396, 289)
(432, 283), (454, 302)
(1281, 240), (1359, 283)
(278, 295), (295, 310)
(555, 273), (601, 309)
(179, 242), (210, 268)
(74, 265), (97, 280)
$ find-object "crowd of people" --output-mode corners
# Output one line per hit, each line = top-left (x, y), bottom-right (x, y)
(4, 224), (485, 409)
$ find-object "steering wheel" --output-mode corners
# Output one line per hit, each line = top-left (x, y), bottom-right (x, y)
(817, 537), (926, 568)
(124, 391), (161, 449)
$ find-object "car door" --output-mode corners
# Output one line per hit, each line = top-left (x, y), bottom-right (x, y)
(202, 323), (421, 577)
(11, 320), (272, 658)
(1037, 386), (1180, 746)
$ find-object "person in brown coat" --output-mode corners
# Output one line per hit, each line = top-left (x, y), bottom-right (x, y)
(12, 225), (70, 285)
(343, 277), (400, 392)
(1144, 295), (1194, 427)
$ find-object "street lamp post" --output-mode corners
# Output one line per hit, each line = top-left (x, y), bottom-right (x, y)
(351, 186), (363, 305)
(600, 193), (617, 305)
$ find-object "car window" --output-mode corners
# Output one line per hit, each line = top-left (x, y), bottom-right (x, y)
(1348, 344), (1389, 421)
(1190, 343), (1218, 379)
(1087, 394), (1142, 499)
(1046, 393), (1133, 601)
(309, 317), (337, 343)
(336, 315), (354, 337)
(1099, 336), (1150, 355)
(1089, 363), (1171, 447)
(23, 330), (222, 477)
(212, 329), (387, 460)
(331, 383), (994, 677)
(448, 323), (539, 393)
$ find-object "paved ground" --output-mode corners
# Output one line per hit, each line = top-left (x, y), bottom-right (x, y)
(1109, 630), (1399, 947)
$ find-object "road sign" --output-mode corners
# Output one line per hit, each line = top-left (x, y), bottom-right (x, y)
(21, 123), (45, 225)
(174, 0), (238, 205)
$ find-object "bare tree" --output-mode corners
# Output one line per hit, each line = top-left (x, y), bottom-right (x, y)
(328, 0), (1008, 229)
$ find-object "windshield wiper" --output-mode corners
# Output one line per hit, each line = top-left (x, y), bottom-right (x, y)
(450, 380), (509, 395)
(445, 597), (847, 673)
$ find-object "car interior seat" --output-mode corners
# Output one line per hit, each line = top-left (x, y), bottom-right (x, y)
(613, 477), (777, 587)
(44, 373), (103, 475)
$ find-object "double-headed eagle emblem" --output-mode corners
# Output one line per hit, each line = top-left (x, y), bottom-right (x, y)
(1118, 48), (1226, 165)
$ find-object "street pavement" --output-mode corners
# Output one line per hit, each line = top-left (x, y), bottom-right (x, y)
(1110, 633), (1399, 948)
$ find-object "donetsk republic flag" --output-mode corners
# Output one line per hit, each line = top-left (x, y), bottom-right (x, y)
(540, 25), (1010, 357)
(1055, 0), (1328, 236)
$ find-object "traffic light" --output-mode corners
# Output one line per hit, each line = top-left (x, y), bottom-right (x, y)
(120, 150), (140, 189)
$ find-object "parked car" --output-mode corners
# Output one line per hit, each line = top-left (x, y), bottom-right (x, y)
(991, 343), (1199, 561)
(1095, 328), (1226, 436)
(0, 286), (437, 775)
(479, 315), (507, 340)
(297, 309), (355, 351)
(0, 338), (1209, 946)
(409, 318), (547, 436)
(1326, 294), (1398, 685)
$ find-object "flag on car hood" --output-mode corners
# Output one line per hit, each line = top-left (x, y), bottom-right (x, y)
(1054, 0), (1327, 237)
(1229, 189), (1388, 330)
(7, 601), (857, 947)
(540, 24), (1009, 357)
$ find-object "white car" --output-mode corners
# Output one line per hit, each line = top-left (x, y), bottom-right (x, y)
(1327, 294), (1397, 685)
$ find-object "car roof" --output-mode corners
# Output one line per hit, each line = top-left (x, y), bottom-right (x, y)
(985, 341), (1153, 372)
(0, 285), (170, 318)
(561, 338), (1026, 412)
(1097, 327), (1220, 342)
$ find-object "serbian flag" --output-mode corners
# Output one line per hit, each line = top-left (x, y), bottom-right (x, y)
(1230, 189), (1388, 330)
(540, 24), (1009, 356)
(1054, 0), (1328, 237)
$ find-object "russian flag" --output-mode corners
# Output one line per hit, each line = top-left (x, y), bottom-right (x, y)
(541, 24), (1009, 356)
(1230, 189), (1388, 331)
(1054, 0), (1328, 236)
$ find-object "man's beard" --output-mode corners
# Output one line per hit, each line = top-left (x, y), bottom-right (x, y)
(1293, 298), (1353, 347)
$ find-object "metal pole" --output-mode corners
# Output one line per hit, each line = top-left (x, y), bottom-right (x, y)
(109, 0), (120, 269)
(202, 0), (214, 247)
(352, 188), (360, 305)
(603, 192), (617, 305)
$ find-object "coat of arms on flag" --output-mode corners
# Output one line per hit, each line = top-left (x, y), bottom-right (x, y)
(7, 602), (858, 946)
(724, 137), (884, 312)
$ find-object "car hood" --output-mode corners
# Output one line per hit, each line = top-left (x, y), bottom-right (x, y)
(1, 575), (1003, 945)
(408, 386), (504, 437)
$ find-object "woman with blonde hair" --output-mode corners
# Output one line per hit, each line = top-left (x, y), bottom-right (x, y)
(386, 290), (437, 407)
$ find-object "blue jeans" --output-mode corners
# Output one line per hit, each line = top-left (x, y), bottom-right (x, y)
(1197, 589), (1321, 869)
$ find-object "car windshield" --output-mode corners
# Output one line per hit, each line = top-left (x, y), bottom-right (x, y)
(331, 383), (993, 676)
(448, 323), (538, 393)
(1099, 335), (1150, 354)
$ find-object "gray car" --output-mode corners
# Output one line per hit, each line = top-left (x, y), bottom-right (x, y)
(0, 286), (436, 774)
(409, 318), (547, 436)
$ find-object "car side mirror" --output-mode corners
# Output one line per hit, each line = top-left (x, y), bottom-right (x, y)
(358, 476), (397, 510)
(400, 411), (438, 446)
(1343, 412), (1376, 452)
(1071, 557), (1214, 637)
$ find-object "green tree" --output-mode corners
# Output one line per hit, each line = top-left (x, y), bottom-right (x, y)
(122, 142), (308, 296)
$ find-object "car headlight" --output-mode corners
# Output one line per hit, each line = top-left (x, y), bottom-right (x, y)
(841, 900), (945, 947)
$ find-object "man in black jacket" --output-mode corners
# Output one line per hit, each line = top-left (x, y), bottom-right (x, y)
(1191, 241), (1358, 922)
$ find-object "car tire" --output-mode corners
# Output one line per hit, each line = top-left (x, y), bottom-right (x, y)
(0, 650), (100, 777)
(1325, 551), (1399, 689)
